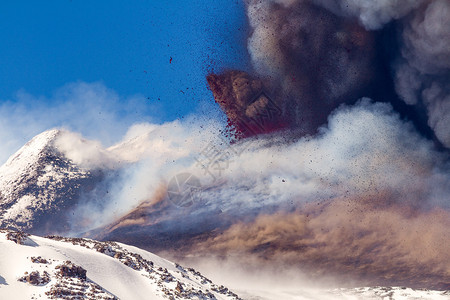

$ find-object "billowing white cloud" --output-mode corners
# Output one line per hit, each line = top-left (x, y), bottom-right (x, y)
(0, 81), (156, 164)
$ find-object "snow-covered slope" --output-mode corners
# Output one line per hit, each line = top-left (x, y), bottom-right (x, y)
(0, 130), (102, 235)
(0, 229), (241, 300)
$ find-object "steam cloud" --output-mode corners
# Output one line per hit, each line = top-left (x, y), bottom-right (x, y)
(49, 119), (224, 231)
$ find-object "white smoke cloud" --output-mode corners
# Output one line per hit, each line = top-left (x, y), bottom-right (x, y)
(54, 131), (118, 169)
(401, 0), (450, 74)
(0, 81), (157, 165)
(422, 83), (450, 146)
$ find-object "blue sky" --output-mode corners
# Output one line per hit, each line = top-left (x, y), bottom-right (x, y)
(0, 0), (250, 121)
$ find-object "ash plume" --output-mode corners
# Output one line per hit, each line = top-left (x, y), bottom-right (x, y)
(209, 0), (378, 136)
(208, 0), (450, 149)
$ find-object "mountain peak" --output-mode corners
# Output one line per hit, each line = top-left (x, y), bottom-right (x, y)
(0, 129), (98, 234)
(2, 129), (62, 170)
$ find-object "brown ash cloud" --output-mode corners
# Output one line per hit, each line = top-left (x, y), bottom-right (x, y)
(189, 199), (450, 290)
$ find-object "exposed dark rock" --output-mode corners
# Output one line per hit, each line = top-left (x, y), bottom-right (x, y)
(56, 261), (87, 280)
(6, 230), (29, 244)
(18, 271), (50, 286)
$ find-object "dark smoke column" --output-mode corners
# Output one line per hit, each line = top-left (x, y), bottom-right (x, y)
(208, 0), (378, 137)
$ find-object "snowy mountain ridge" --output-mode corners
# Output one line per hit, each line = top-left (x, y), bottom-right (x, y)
(0, 229), (242, 300)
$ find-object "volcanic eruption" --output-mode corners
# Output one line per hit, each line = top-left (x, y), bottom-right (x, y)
(1, 0), (448, 294)
(104, 0), (450, 290)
